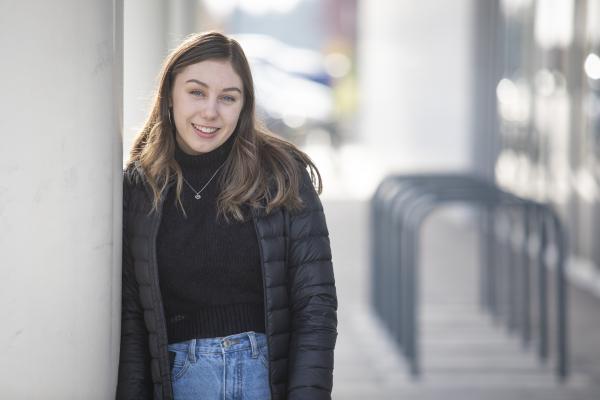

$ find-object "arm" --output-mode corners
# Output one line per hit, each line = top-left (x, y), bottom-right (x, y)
(116, 178), (152, 399)
(286, 169), (338, 400)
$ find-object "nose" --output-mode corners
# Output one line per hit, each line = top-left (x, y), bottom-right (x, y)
(200, 98), (218, 120)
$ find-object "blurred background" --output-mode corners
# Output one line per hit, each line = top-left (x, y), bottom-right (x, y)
(2, 0), (600, 398)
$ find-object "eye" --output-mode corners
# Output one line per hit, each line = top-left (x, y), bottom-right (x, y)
(221, 95), (237, 103)
(190, 90), (204, 97)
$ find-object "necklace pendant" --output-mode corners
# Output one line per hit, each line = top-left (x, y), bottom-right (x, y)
(183, 162), (225, 201)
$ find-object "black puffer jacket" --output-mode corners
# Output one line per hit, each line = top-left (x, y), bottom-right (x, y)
(116, 165), (338, 400)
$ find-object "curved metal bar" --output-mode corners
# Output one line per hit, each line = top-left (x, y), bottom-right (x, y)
(370, 174), (568, 381)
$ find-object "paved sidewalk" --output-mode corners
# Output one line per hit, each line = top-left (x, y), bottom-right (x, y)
(325, 199), (600, 400)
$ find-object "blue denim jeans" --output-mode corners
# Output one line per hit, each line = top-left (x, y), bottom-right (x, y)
(167, 331), (271, 400)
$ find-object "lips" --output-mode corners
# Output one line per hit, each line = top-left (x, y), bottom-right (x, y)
(191, 123), (220, 138)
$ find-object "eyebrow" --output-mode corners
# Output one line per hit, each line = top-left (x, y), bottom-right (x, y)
(185, 79), (242, 94)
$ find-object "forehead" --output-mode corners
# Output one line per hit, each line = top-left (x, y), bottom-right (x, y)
(175, 59), (243, 90)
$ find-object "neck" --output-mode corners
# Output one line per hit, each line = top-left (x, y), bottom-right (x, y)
(174, 133), (236, 170)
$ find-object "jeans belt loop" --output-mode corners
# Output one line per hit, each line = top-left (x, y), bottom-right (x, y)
(248, 331), (259, 358)
(188, 338), (196, 363)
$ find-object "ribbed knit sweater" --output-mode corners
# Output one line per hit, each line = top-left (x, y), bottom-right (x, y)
(156, 134), (265, 344)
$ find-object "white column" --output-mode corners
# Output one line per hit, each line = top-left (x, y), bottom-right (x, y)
(167, 0), (199, 50)
(123, 0), (168, 161)
(123, 0), (200, 161)
(357, 0), (476, 172)
(0, 1), (123, 398)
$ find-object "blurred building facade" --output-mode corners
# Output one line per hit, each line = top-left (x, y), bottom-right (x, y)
(492, 0), (600, 279)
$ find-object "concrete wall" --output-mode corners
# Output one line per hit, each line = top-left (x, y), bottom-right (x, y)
(0, 1), (123, 398)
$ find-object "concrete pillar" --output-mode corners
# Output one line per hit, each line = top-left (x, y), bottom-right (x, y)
(167, 0), (199, 50)
(0, 1), (123, 398)
(357, 0), (476, 172)
(471, 0), (502, 180)
(123, 0), (168, 161)
(123, 0), (200, 160)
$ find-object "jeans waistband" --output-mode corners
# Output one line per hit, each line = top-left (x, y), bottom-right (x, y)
(168, 331), (266, 358)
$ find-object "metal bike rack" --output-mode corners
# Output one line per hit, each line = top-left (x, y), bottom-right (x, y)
(370, 174), (568, 381)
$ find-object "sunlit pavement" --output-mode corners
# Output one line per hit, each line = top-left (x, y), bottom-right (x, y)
(306, 144), (600, 399)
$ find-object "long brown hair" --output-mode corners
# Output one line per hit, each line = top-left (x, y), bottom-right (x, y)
(127, 31), (321, 221)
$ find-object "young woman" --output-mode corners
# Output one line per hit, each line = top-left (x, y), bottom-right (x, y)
(117, 32), (337, 400)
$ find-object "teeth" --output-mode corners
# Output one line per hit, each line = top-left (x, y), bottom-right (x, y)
(192, 123), (218, 134)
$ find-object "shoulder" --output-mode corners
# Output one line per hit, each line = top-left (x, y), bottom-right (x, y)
(122, 162), (151, 212)
(297, 166), (323, 213)
(287, 164), (329, 240)
(123, 161), (145, 187)
(123, 161), (154, 196)
(258, 135), (308, 185)
(289, 151), (322, 208)
(254, 131), (323, 214)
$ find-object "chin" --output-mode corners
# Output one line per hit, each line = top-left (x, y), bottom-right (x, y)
(189, 139), (223, 154)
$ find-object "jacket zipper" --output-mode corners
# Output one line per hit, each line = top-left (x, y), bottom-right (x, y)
(148, 180), (175, 399)
(252, 208), (274, 398)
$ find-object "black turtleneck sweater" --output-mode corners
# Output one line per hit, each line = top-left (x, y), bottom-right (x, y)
(157, 134), (265, 344)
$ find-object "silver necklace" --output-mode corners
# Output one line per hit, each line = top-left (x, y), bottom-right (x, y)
(182, 162), (225, 200)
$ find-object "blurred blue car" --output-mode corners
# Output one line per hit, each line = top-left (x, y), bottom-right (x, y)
(233, 33), (336, 143)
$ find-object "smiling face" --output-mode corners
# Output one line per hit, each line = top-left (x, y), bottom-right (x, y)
(170, 59), (244, 155)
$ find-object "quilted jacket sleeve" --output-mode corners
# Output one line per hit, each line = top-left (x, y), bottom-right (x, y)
(116, 177), (152, 399)
(287, 168), (338, 400)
